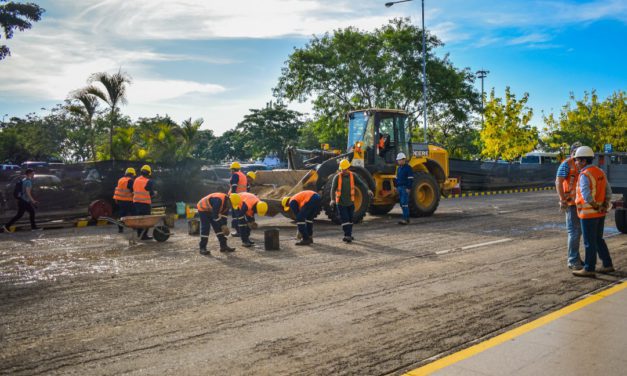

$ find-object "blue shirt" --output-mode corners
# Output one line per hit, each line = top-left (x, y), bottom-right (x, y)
(21, 178), (33, 202)
(230, 173), (240, 192)
(395, 164), (414, 188)
(556, 159), (570, 178)
(578, 165), (612, 204)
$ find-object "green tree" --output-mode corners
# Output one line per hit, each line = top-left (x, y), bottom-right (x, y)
(86, 69), (132, 159)
(207, 130), (251, 162)
(0, 0), (44, 60)
(274, 18), (480, 148)
(543, 90), (626, 152)
(177, 118), (203, 160)
(67, 89), (99, 160)
(192, 129), (216, 160)
(480, 87), (538, 161)
(235, 102), (303, 160)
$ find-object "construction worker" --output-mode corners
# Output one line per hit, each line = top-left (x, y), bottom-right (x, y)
(395, 152), (413, 225)
(330, 159), (371, 243)
(282, 190), (321, 246)
(246, 171), (256, 192)
(197, 192), (237, 255)
(133, 165), (155, 240)
(555, 141), (583, 270)
(378, 134), (388, 158)
(229, 162), (247, 237)
(233, 192), (268, 247)
(571, 146), (614, 278)
(113, 167), (135, 233)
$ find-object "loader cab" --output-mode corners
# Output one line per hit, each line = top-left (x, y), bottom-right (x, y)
(347, 109), (411, 168)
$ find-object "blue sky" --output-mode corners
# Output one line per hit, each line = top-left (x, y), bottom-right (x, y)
(0, 0), (625, 135)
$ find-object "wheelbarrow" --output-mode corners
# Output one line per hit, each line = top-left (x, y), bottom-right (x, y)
(100, 215), (171, 243)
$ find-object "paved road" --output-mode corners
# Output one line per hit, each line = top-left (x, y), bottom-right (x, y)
(1, 191), (625, 375)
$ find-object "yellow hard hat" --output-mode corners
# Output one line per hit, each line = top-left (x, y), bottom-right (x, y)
(229, 193), (241, 209)
(281, 196), (291, 211)
(125, 167), (136, 176)
(246, 171), (256, 180)
(256, 201), (268, 216)
(339, 159), (351, 170)
(141, 165), (152, 174)
(230, 161), (241, 170)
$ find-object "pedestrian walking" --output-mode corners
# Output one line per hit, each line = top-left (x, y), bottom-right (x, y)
(233, 192), (268, 247)
(330, 159), (372, 243)
(282, 190), (321, 246)
(3, 168), (39, 232)
(571, 146), (614, 278)
(555, 141), (583, 270)
(132, 165), (155, 240)
(395, 152), (413, 225)
(113, 167), (135, 233)
(197, 192), (237, 255)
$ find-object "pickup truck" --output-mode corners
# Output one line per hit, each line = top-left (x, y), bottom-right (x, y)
(597, 152), (627, 233)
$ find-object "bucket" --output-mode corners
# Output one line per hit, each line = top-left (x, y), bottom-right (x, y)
(176, 202), (186, 216)
(163, 214), (176, 228)
(264, 228), (280, 251)
(188, 219), (200, 235)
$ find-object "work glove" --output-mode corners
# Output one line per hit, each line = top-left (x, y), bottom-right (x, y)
(249, 221), (259, 230)
(220, 225), (230, 236)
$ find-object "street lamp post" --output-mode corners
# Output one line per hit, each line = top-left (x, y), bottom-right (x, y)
(1, 114), (7, 123)
(476, 69), (489, 127)
(385, 0), (428, 143)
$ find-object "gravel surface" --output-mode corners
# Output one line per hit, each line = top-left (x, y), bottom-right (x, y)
(1, 191), (625, 375)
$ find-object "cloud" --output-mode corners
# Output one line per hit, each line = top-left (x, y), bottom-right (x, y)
(127, 80), (226, 103)
(507, 33), (551, 45)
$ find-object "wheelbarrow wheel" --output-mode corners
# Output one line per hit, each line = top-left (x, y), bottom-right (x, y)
(153, 225), (170, 242)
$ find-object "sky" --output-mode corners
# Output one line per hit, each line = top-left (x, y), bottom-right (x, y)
(0, 0), (625, 135)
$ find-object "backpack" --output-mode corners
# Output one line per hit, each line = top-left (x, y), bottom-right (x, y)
(13, 179), (23, 199)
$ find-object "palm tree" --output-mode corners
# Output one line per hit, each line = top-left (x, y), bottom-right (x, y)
(86, 69), (132, 159)
(177, 118), (203, 159)
(68, 89), (99, 160)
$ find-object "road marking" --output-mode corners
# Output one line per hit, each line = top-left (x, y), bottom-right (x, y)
(403, 280), (627, 375)
(434, 238), (511, 255)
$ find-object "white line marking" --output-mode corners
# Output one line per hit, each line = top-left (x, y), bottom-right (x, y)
(461, 238), (512, 250)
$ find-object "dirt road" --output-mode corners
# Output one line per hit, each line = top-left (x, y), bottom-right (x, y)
(1, 191), (625, 375)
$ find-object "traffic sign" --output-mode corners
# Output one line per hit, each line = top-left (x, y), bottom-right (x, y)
(604, 144), (613, 153)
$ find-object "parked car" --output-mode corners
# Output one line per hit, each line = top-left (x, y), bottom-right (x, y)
(0, 164), (20, 171)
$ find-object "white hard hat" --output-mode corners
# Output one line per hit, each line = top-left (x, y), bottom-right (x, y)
(396, 152), (407, 160)
(574, 146), (594, 158)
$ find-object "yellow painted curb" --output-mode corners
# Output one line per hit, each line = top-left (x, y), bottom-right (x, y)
(96, 219), (108, 226)
(445, 186), (554, 200)
(76, 220), (89, 228)
(404, 281), (627, 375)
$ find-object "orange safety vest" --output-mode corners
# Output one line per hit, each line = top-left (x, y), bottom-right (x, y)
(575, 165), (607, 219)
(113, 176), (133, 202)
(132, 176), (151, 204)
(197, 192), (228, 213)
(562, 157), (579, 205)
(378, 137), (385, 149)
(335, 171), (355, 203)
(290, 190), (316, 209)
(239, 192), (260, 217)
(231, 171), (248, 193)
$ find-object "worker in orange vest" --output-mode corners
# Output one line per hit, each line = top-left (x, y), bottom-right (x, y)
(133, 165), (155, 240)
(197, 192), (237, 255)
(555, 141), (583, 270)
(113, 167), (136, 233)
(571, 146), (614, 278)
(246, 171), (256, 192)
(282, 190), (321, 246)
(330, 159), (371, 243)
(229, 161), (248, 237)
(232, 192), (268, 247)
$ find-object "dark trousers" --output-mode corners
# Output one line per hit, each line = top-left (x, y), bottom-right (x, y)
(338, 204), (354, 237)
(580, 216), (613, 272)
(6, 199), (36, 229)
(232, 209), (252, 242)
(116, 200), (134, 232)
(199, 211), (228, 250)
(134, 202), (151, 237)
(296, 194), (321, 240)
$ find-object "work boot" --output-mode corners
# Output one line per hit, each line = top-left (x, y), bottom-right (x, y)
(199, 248), (209, 256)
(231, 232), (240, 238)
(220, 245), (236, 252)
(242, 240), (254, 248)
(568, 263), (583, 271)
(295, 238), (313, 246)
(342, 236), (352, 243)
(398, 219), (409, 225)
(597, 266), (615, 273)
(572, 269), (596, 278)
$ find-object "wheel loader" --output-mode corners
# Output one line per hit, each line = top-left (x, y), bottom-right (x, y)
(249, 109), (458, 223)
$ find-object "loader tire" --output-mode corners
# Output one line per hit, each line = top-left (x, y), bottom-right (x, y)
(368, 203), (396, 215)
(409, 172), (440, 218)
(322, 173), (371, 225)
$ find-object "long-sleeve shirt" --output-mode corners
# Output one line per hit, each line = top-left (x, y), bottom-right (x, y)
(331, 172), (366, 206)
(209, 197), (226, 221)
(230, 174), (240, 193)
(395, 164), (414, 188)
(578, 165), (612, 204)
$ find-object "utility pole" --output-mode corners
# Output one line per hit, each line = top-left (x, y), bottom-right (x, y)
(476, 69), (489, 127)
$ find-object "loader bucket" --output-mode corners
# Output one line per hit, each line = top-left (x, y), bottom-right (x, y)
(250, 169), (319, 217)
